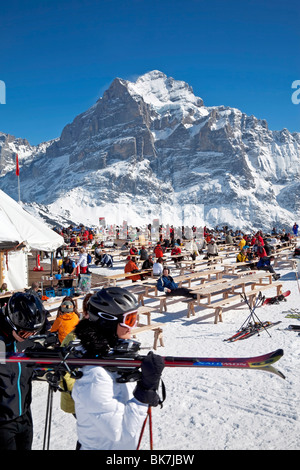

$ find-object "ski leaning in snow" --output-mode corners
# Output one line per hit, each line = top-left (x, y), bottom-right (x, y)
(0, 347), (286, 379)
(287, 325), (300, 331)
(284, 311), (300, 319)
(224, 321), (282, 343)
(263, 290), (291, 305)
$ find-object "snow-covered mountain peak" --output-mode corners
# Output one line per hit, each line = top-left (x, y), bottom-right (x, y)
(126, 70), (205, 117)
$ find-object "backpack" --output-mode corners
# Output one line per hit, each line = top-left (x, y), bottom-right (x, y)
(87, 253), (92, 264)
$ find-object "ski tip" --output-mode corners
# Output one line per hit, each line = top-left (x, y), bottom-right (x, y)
(272, 348), (284, 358)
(267, 349), (284, 362)
(262, 365), (286, 380)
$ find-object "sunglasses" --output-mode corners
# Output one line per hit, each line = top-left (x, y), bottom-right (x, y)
(119, 309), (138, 329)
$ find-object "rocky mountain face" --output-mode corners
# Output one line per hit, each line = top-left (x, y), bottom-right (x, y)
(0, 70), (300, 231)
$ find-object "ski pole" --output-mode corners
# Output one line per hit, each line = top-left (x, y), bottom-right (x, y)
(136, 406), (153, 450)
(137, 409), (149, 450)
(148, 406), (153, 450)
(240, 292), (271, 337)
(43, 384), (54, 450)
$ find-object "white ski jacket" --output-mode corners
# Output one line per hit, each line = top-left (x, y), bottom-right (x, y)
(72, 365), (149, 450)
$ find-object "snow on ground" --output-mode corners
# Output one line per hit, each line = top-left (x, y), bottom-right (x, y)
(31, 258), (300, 451)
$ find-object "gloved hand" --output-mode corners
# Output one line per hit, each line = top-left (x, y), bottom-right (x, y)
(133, 351), (165, 407)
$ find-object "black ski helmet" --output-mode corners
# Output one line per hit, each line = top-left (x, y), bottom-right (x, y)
(87, 287), (138, 333)
(5, 292), (46, 334)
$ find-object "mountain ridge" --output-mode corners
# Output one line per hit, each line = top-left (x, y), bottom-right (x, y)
(0, 70), (299, 231)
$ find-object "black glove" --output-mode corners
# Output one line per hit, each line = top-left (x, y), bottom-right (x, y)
(133, 351), (165, 407)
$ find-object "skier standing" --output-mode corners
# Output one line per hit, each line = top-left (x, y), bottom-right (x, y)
(0, 292), (47, 450)
(72, 287), (165, 450)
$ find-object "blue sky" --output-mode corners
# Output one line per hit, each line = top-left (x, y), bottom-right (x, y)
(0, 0), (299, 145)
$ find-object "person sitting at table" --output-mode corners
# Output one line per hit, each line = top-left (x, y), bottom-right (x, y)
(0, 283), (8, 294)
(256, 256), (280, 280)
(255, 240), (267, 258)
(59, 256), (76, 287)
(26, 281), (41, 297)
(206, 239), (219, 259)
(245, 247), (257, 269)
(94, 243), (104, 266)
(171, 244), (183, 267)
(153, 257), (164, 277)
(157, 267), (197, 299)
(154, 242), (164, 259)
(100, 251), (113, 268)
(236, 247), (248, 263)
(129, 244), (138, 256)
(142, 254), (153, 268)
(124, 256), (144, 282)
(139, 246), (148, 261)
(141, 254), (154, 277)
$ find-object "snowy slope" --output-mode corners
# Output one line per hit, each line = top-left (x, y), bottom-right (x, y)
(31, 258), (300, 451)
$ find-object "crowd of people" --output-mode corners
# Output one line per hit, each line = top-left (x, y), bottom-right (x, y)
(51, 222), (298, 299)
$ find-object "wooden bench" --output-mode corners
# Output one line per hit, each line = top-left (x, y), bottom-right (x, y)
(147, 294), (168, 313)
(125, 284), (148, 306)
(139, 291), (188, 313)
(131, 323), (164, 350)
(186, 293), (247, 324)
(137, 305), (155, 325)
(273, 253), (297, 269)
(247, 281), (283, 307)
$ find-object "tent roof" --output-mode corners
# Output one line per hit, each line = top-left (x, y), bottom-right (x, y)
(0, 190), (64, 252)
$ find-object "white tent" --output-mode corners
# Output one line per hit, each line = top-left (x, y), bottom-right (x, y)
(0, 190), (64, 290)
(0, 190), (64, 252)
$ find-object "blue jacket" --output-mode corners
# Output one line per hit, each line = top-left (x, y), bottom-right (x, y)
(257, 256), (271, 269)
(157, 275), (178, 292)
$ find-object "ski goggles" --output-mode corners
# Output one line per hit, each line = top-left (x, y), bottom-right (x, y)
(61, 301), (75, 313)
(119, 309), (138, 329)
(16, 329), (38, 339)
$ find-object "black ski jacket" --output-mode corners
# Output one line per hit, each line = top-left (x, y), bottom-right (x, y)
(0, 316), (34, 422)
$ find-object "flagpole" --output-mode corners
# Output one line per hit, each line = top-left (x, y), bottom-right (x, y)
(16, 153), (21, 203)
(18, 175), (20, 203)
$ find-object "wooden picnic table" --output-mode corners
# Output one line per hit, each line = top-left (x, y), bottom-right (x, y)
(191, 271), (273, 305)
(221, 260), (255, 273)
(104, 269), (153, 286)
(132, 267), (226, 299)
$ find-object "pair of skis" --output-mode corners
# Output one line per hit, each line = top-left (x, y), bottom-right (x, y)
(224, 289), (294, 343)
(224, 291), (277, 343)
(1, 348), (285, 379)
(224, 321), (281, 343)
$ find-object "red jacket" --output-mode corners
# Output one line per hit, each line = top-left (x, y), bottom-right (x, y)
(256, 245), (267, 258)
(154, 245), (164, 258)
(124, 259), (141, 281)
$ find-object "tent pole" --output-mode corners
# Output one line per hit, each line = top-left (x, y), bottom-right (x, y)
(50, 252), (53, 287)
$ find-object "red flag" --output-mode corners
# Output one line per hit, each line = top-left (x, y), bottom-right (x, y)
(16, 154), (19, 176)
